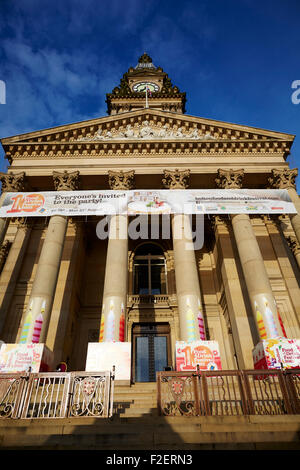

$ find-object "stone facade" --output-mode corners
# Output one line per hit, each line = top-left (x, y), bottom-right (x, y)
(0, 54), (299, 374)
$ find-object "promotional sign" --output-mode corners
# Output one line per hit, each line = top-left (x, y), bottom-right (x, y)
(85, 342), (131, 381)
(176, 340), (222, 371)
(0, 343), (53, 373)
(253, 337), (300, 370)
(0, 189), (296, 217)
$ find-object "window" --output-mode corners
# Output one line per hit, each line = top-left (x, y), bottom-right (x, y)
(133, 243), (167, 295)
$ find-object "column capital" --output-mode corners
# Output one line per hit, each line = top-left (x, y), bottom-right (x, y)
(215, 168), (244, 189)
(286, 235), (300, 256)
(0, 240), (11, 272)
(162, 169), (190, 189)
(108, 170), (135, 190)
(268, 168), (298, 190)
(0, 171), (26, 193)
(53, 170), (80, 191)
(211, 214), (230, 230)
(13, 217), (34, 230)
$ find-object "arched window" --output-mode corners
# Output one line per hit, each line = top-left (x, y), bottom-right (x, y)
(133, 243), (167, 295)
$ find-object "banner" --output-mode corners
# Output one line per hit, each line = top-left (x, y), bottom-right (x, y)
(253, 337), (300, 370)
(0, 343), (53, 373)
(0, 189), (296, 217)
(176, 340), (222, 371)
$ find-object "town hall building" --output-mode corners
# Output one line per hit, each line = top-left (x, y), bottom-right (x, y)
(0, 54), (299, 449)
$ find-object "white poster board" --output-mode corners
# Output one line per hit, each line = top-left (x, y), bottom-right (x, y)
(85, 342), (131, 381)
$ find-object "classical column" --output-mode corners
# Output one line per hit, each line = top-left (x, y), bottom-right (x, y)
(269, 168), (300, 245)
(19, 170), (80, 344)
(162, 169), (206, 342)
(212, 215), (254, 369)
(0, 172), (26, 245)
(99, 170), (134, 342)
(216, 169), (285, 340)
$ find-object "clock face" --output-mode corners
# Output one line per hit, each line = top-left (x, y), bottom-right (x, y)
(132, 82), (159, 92)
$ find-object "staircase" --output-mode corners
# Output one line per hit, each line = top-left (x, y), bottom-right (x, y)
(113, 382), (158, 417)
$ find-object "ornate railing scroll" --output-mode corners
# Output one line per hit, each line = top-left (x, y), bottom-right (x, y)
(0, 373), (27, 419)
(68, 369), (115, 418)
(242, 369), (293, 415)
(157, 369), (300, 417)
(0, 368), (115, 419)
(157, 371), (201, 417)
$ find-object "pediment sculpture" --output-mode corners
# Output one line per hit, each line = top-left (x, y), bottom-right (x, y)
(76, 121), (216, 141)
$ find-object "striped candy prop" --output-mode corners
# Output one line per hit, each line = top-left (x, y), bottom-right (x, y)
(106, 303), (115, 341)
(19, 301), (33, 344)
(186, 300), (197, 342)
(277, 310), (287, 338)
(32, 313), (44, 343)
(255, 302), (267, 339)
(264, 300), (279, 337)
(119, 303), (125, 342)
(197, 299), (206, 340)
(99, 313), (105, 342)
(32, 301), (46, 343)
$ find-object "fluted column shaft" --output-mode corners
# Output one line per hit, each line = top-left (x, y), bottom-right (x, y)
(99, 170), (134, 342)
(216, 169), (285, 340)
(163, 169), (206, 342)
(231, 213), (284, 339)
(172, 213), (205, 342)
(19, 170), (79, 344)
(100, 214), (128, 342)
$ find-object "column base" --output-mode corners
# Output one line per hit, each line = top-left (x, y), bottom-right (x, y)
(0, 343), (53, 373)
(252, 337), (300, 370)
(85, 342), (131, 383)
(175, 340), (222, 371)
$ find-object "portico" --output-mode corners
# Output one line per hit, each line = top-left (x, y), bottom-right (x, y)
(0, 54), (299, 380)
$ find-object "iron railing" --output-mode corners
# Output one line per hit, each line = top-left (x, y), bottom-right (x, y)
(0, 369), (115, 419)
(157, 369), (300, 417)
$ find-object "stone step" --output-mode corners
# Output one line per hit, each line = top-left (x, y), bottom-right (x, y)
(1, 415), (300, 449)
(113, 383), (158, 416)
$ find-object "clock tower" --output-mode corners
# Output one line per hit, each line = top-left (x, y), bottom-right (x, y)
(106, 53), (186, 115)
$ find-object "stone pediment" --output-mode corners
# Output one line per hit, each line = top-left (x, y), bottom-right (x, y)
(1, 109), (295, 161)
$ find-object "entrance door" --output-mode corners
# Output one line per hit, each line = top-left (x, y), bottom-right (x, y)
(132, 323), (171, 382)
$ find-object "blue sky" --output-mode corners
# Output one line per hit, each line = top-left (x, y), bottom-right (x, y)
(0, 0), (299, 183)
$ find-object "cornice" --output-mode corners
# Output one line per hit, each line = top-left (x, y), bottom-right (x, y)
(4, 138), (292, 162)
